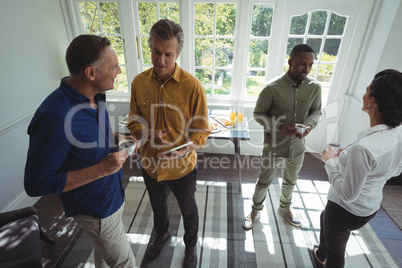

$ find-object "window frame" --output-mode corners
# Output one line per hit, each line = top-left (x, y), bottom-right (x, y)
(62, 0), (371, 109)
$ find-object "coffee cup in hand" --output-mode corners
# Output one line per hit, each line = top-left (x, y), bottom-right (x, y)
(328, 142), (341, 152)
(119, 140), (136, 155)
(295, 123), (307, 134)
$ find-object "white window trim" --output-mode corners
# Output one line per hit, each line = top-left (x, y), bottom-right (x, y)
(61, 0), (374, 108)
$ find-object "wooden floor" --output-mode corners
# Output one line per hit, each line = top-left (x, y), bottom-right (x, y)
(34, 153), (402, 267)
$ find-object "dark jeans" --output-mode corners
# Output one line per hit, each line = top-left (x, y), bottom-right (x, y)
(316, 201), (376, 268)
(142, 168), (199, 248)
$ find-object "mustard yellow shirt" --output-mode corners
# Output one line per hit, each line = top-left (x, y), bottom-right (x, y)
(127, 65), (210, 181)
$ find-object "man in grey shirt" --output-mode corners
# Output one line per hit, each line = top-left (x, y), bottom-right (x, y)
(243, 44), (321, 229)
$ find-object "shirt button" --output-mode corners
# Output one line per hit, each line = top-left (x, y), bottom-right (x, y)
(161, 85), (164, 88)
(143, 102), (146, 104)
(159, 117), (161, 120)
(160, 101), (162, 104)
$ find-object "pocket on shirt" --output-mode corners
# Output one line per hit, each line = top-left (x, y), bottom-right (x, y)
(137, 99), (153, 122)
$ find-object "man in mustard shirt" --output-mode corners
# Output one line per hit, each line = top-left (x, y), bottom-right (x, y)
(127, 19), (210, 267)
(243, 44), (321, 229)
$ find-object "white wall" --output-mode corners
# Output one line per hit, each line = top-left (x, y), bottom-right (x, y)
(0, 0), (70, 211)
(338, 0), (402, 146)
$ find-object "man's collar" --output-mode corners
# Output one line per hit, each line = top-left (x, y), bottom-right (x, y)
(284, 71), (306, 87)
(60, 77), (105, 103)
(149, 63), (182, 83)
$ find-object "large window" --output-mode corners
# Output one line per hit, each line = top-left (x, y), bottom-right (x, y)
(136, 2), (180, 72)
(64, 0), (361, 108)
(245, 4), (274, 97)
(284, 10), (347, 106)
(193, 2), (237, 96)
(76, 1), (128, 92)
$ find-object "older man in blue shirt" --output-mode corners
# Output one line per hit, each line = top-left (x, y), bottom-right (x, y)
(24, 35), (136, 268)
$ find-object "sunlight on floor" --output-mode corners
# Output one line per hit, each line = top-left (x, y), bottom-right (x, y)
(241, 178), (379, 263)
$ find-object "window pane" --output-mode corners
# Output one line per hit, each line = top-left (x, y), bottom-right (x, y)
(141, 36), (151, 65)
(317, 63), (334, 85)
(195, 3), (214, 35)
(328, 13), (346, 35)
(214, 69), (231, 95)
(251, 4), (273, 37)
(195, 69), (212, 94)
(306, 38), (322, 59)
(195, 38), (213, 67)
(79, 2), (101, 34)
(289, 13), (308, 35)
(309, 63), (317, 77)
(108, 36), (124, 64)
(323, 39), (341, 57)
(286, 38), (304, 58)
(114, 66), (127, 92)
(138, 3), (157, 35)
(216, 3), (236, 36)
(308, 11), (328, 35)
(248, 39), (268, 68)
(283, 62), (289, 73)
(160, 3), (179, 22)
(99, 2), (120, 34)
(246, 71), (265, 96)
(216, 38), (234, 67)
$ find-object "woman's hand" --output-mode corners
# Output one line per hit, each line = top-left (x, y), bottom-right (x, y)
(321, 147), (338, 162)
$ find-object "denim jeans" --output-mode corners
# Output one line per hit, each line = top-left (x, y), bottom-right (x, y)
(316, 201), (376, 268)
(142, 167), (199, 248)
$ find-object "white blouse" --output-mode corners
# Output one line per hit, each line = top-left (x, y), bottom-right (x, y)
(325, 124), (402, 217)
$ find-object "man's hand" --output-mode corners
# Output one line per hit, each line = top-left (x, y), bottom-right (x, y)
(139, 127), (173, 148)
(279, 123), (297, 136)
(63, 151), (129, 193)
(98, 151), (129, 177)
(295, 125), (312, 139)
(153, 128), (172, 146)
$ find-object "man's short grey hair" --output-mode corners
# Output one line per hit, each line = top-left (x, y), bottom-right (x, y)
(148, 19), (184, 54)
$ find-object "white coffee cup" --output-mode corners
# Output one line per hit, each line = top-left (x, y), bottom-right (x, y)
(328, 142), (341, 152)
(119, 140), (136, 155)
(295, 123), (307, 134)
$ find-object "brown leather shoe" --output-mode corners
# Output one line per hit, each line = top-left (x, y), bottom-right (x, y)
(144, 231), (171, 261)
(183, 246), (197, 268)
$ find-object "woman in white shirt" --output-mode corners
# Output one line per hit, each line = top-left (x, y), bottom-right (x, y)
(313, 69), (402, 268)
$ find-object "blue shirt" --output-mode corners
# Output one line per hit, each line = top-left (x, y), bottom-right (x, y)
(24, 78), (124, 218)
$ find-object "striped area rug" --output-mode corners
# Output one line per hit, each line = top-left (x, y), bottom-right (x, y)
(57, 177), (397, 268)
